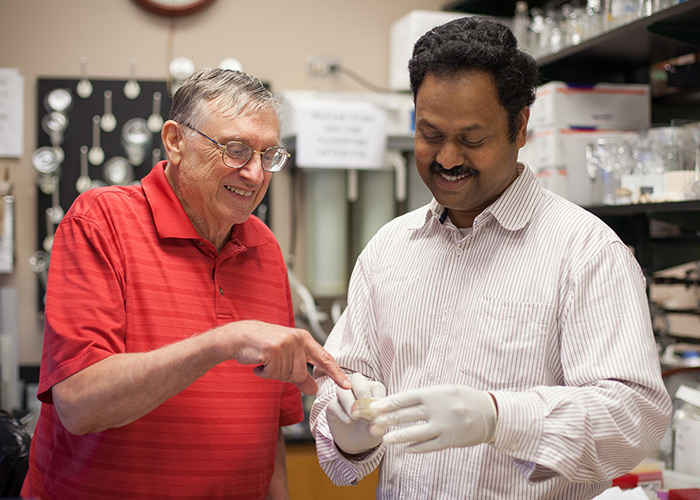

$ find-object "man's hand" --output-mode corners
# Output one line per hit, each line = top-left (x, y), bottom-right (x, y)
(370, 385), (497, 453)
(52, 320), (351, 435)
(327, 373), (387, 455)
(225, 320), (351, 395)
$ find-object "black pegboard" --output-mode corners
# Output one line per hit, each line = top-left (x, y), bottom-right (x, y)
(36, 77), (171, 240)
(34, 77), (271, 310)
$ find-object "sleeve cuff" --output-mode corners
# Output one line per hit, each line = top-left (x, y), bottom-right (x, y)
(490, 390), (544, 460)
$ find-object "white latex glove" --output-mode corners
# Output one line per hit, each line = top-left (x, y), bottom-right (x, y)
(370, 384), (497, 453)
(326, 372), (387, 455)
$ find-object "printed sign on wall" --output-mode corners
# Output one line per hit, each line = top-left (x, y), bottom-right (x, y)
(296, 100), (387, 169)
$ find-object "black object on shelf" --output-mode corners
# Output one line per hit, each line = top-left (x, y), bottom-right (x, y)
(654, 275), (700, 287)
(0, 410), (31, 497)
(667, 61), (700, 88)
(442, 0), (537, 17)
(444, 0), (576, 14)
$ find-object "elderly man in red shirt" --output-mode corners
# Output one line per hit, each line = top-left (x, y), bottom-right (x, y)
(22, 68), (350, 500)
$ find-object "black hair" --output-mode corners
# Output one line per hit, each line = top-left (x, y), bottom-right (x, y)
(409, 16), (540, 142)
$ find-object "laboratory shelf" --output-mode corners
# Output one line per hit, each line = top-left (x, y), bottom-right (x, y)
(443, 0), (534, 17)
(537, 1), (700, 82)
(444, 0), (700, 82)
(584, 199), (700, 273)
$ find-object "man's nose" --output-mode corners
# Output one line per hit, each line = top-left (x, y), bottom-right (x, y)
(238, 153), (266, 184)
(436, 142), (465, 169)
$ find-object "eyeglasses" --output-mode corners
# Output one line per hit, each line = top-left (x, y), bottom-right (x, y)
(181, 122), (290, 172)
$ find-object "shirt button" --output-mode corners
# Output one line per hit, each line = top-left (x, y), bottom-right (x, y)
(509, 441), (519, 451)
(219, 287), (224, 295)
(427, 372), (436, 381)
(454, 246), (463, 256)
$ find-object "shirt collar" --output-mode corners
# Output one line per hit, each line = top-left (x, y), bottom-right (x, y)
(478, 163), (541, 231)
(414, 163), (542, 233)
(141, 161), (267, 248)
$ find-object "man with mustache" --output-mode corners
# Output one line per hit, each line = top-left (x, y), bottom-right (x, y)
(309, 16), (671, 499)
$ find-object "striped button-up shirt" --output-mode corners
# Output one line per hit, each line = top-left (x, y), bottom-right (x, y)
(310, 165), (672, 499)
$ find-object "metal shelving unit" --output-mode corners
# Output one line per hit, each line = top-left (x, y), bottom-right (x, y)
(584, 200), (700, 274)
(445, 1), (700, 81)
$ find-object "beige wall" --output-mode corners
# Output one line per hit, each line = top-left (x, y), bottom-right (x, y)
(0, 0), (445, 365)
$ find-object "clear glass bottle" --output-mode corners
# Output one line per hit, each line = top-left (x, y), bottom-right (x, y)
(528, 7), (546, 58)
(543, 7), (563, 55)
(513, 1), (530, 52)
(563, 4), (585, 46)
(585, 0), (604, 39)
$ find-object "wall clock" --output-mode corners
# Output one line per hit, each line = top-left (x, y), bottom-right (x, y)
(132, 0), (214, 17)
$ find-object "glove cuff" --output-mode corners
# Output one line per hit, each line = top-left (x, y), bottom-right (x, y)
(485, 392), (498, 443)
(337, 443), (380, 461)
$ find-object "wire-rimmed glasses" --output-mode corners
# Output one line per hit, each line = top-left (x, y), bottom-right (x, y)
(181, 121), (290, 172)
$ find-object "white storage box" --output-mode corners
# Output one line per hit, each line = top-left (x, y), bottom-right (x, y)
(389, 10), (467, 91)
(530, 81), (651, 131)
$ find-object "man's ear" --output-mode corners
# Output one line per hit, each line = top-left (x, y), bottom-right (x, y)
(515, 107), (530, 149)
(161, 120), (184, 166)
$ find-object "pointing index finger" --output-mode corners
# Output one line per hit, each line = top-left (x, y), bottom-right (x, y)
(304, 339), (352, 390)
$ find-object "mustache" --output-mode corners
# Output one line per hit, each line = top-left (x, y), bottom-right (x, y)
(429, 161), (479, 177)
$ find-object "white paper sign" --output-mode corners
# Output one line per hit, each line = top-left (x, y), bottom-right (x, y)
(296, 100), (387, 169)
(0, 69), (24, 158)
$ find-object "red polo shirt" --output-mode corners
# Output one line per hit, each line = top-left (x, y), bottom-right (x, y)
(22, 162), (303, 499)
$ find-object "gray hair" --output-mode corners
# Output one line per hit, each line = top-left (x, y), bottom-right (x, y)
(169, 68), (281, 130)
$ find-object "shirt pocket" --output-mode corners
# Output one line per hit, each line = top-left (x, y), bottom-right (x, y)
(458, 294), (555, 391)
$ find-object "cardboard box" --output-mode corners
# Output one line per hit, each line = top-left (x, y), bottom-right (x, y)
(530, 81), (651, 131)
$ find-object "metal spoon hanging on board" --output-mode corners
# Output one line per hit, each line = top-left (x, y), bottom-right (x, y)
(76, 146), (93, 193)
(41, 112), (68, 146)
(152, 148), (162, 167)
(88, 115), (105, 165)
(43, 189), (65, 253)
(100, 90), (117, 133)
(43, 208), (57, 254)
(76, 56), (93, 99)
(123, 57), (141, 100)
(147, 91), (164, 133)
(36, 174), (59, 196)
(28, 250), (50, 290)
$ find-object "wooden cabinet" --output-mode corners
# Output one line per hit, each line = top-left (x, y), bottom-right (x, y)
(286, 442), (378, 500)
